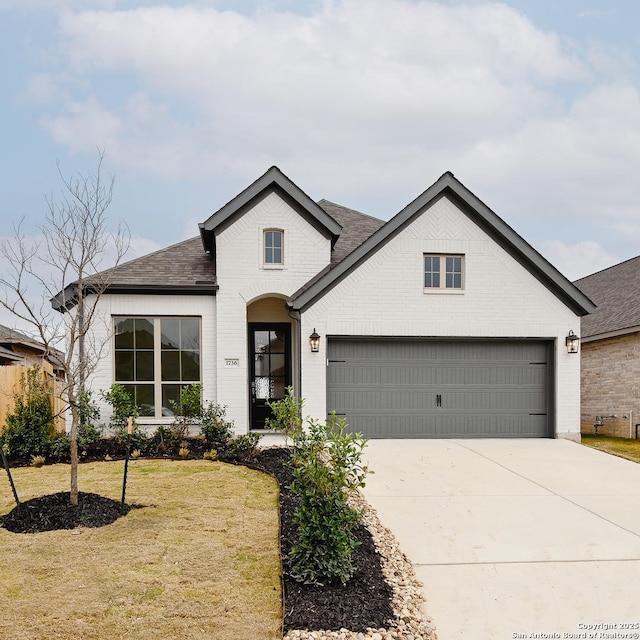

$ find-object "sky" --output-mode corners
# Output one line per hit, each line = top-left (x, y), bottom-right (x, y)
(1, 0), (640, 328)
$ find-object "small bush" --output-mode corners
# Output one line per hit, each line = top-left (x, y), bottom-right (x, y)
(225, 432), (261, 462)
(30, 455), (46, 468)
(169, 384), (203, 439)
(149, 425), (178, 455)
(178, 447), (190, 459)
(266, 386), (304, 442)
(200, 402), (233, 448)
(101, 384), (147, 454)
(288, 411), (369, 586)
(203, 449), (218, 461)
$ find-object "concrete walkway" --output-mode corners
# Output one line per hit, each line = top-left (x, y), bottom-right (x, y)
(362, 439), (640, 640)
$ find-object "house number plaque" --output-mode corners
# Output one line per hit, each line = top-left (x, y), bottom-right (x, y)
(225, 358), (240, 367)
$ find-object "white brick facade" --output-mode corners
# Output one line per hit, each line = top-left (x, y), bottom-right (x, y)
(79, 171), (588, 439)
(300, 196), (582, 439)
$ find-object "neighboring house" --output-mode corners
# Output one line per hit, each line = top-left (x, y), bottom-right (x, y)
(574, 257), (640, 438)
(0, 324), (66, 432)
(53, 167), (594, 439)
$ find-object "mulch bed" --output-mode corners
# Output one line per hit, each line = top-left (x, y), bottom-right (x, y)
(0, 492), (135, 533)
(0, 446), (395, 633)
(253, 447), (394, 633)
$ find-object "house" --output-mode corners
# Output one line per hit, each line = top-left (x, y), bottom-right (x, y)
(0, 324), (66, 432)
(53, 167), (594, 439)
(574, 257), (640, 438)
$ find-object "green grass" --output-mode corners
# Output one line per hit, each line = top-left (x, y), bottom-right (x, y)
(581, 434), (640, 464)
(0, 459), (282, 640)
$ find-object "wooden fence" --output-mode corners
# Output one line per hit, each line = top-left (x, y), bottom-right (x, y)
(0, 362), (66, 434)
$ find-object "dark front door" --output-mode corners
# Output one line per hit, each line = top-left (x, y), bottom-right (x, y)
(249, 323), (291, 430)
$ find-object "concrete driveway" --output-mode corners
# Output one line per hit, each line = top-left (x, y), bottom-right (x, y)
(362, 439), (640, 640)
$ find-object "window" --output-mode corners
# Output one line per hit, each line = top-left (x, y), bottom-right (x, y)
(264, 229), (283, 265)
(424, 254), (464, 290)
(114, 316), (201, 418)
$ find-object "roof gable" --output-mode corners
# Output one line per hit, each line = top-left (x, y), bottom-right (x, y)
(289, 172), (596, 316)
(199, 166), (342, 253)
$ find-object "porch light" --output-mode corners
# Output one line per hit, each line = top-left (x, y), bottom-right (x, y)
(566, 330), (579, 354)
(309, 329), (320, 353)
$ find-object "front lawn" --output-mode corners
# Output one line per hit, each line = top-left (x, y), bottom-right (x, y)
(0, 460), (282, 640)
(581, 434), (640, 463)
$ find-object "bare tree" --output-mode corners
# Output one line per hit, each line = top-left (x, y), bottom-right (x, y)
(0, 151), (130, 505)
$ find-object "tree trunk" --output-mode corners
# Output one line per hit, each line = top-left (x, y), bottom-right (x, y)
(69, 397), (79, 506)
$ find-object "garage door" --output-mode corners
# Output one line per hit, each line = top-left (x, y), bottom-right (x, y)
(327, 339), (552, 438)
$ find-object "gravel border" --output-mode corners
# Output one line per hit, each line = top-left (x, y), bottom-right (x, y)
(284, 491), (438, 640)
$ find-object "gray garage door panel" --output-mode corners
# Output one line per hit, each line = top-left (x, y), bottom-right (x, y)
(327, 339), (551, 438)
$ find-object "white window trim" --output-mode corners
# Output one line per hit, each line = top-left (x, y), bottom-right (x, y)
(263, 228), (285, 269)
(423, 253), (465, 293)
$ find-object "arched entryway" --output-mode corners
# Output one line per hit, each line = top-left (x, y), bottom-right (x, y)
(247, 296), (296, 430)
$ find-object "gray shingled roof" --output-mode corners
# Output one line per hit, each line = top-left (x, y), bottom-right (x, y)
(62, 201), (380, 300)
(318, 200), (386, 266)
(0, 324), (64, 363)
(574, 255), (640, 338)
(95, 236), (217, 288)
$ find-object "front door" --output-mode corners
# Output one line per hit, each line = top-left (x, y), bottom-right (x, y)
(249, 323), (291, 430)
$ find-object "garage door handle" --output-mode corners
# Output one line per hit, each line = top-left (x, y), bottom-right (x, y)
(436, 394), (442, 407)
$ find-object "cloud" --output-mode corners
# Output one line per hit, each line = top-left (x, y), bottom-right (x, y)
(41, 1), (588, 187)
(15, 0), (640, 279)
(541, 240), (619, 281)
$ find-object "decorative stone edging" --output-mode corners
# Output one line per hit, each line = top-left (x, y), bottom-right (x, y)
(284, 491), (438, 640)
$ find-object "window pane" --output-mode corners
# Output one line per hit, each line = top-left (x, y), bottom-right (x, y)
(180, 318), (200, 351)
(161, 318), (180, 350)
(265, 231), (283, 264)
(162, 385), (182, 416)
(115, 319), (135, 349)
(424, 256), (441, 288)
(254, 330), (270, 353)
(270, 354), (285, 376)
(270, 331), (285, 353)
(135, 385), (155, 416)
(445, 256), (462, 289)
(136, 351), (155, 381)
(255, 354), (268, 377)
(272, 378), (286, 399)
(181, 351), (200, 381)
(115, 351), (134, 381)
(135, 318), (154, 349)
(162, 350), (180, 381)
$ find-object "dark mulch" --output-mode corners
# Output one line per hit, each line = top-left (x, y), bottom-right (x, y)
(0, 492), (136, 533)
(0, 446), (395, 632)
(253, 447), (395, 633)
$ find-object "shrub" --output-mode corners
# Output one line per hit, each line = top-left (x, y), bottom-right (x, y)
(149, 425), (178, 455)
(225, 432), (261, 462)
(48, 422), (104, 462)
(0, 367), (55, 460)
(266, 386), (304, 442)
(169, 384), (203, 439)
(288, 411), (369, 586)
(200, 402), (233, 448)
(203, 449), (218, 461)
(100, 384), (148, 453)
(31, 455), (46, 468)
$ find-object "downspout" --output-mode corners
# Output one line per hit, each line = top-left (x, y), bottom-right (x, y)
(287, 306), (302, 397)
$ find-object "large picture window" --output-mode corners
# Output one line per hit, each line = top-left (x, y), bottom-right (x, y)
(114, 316), (201, 417)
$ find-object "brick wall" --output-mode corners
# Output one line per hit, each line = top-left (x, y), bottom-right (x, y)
(580, 333), (640, 438)
(300, 195), (583, 439)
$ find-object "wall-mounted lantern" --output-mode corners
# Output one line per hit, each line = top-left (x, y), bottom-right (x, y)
(309, 328), (320, 353)
(566, 330), (580, 354)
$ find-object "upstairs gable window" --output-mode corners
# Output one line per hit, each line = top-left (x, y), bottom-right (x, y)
(264, 230), (283, 265)
(424, 254), (464, 291)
